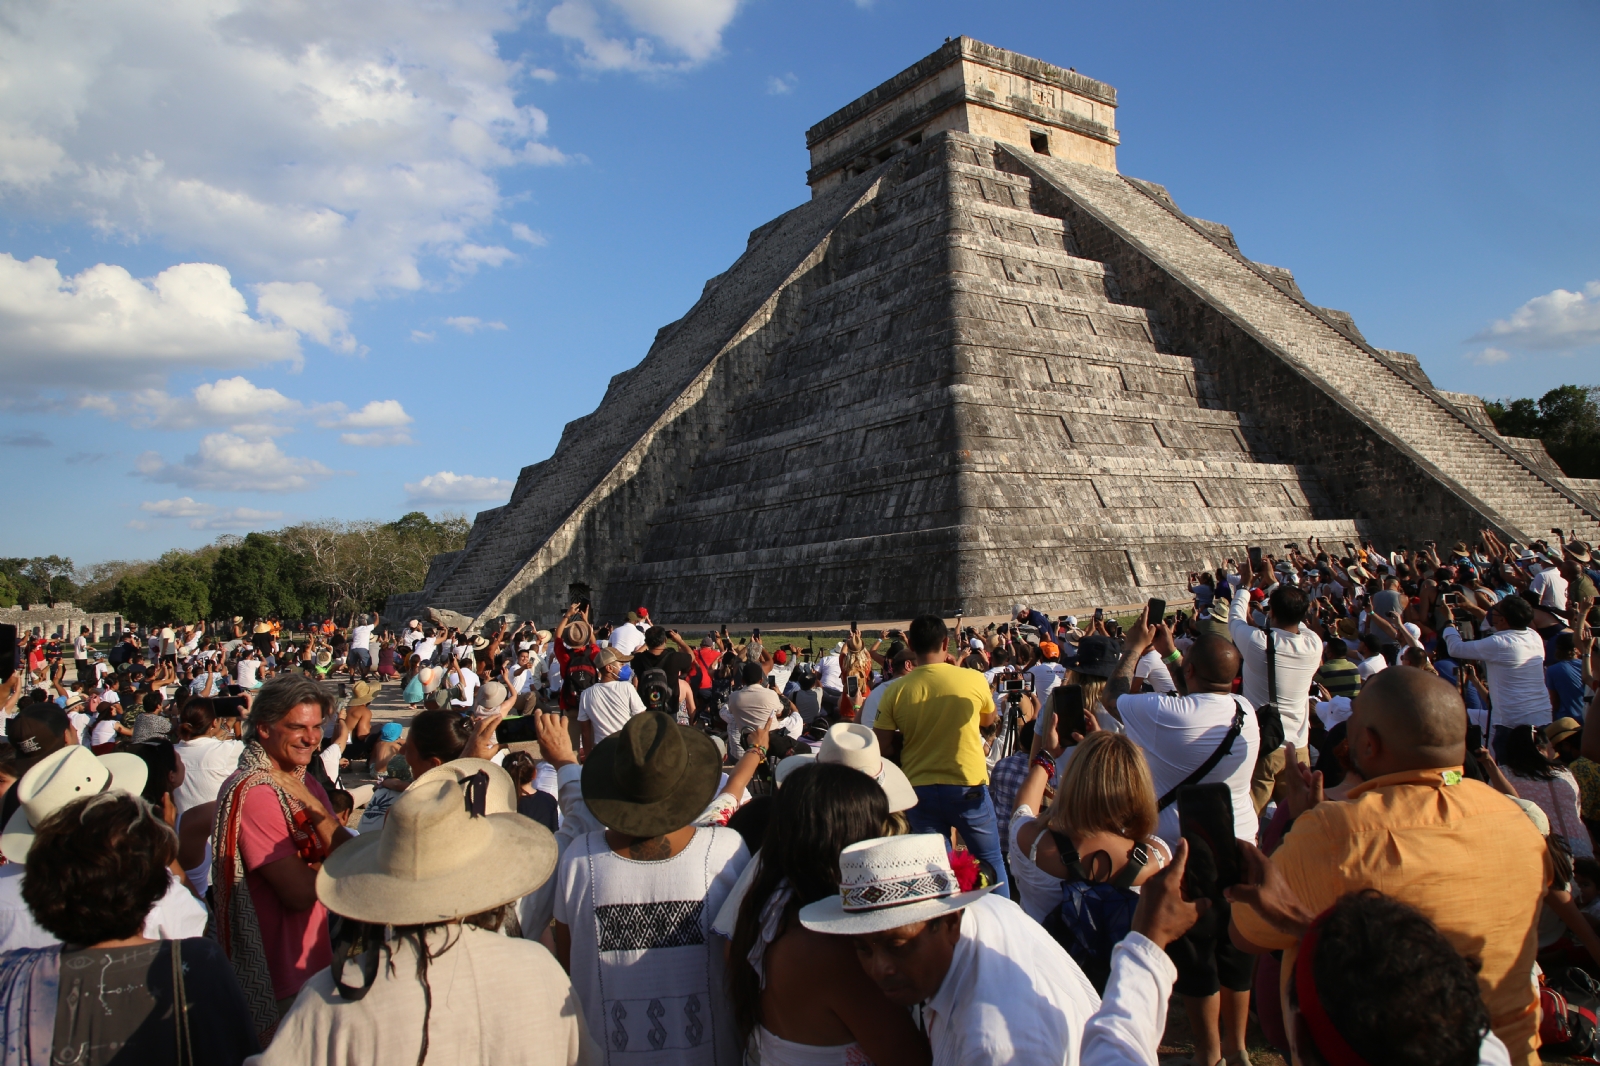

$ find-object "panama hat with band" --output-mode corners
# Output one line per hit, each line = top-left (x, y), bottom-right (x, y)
(775, 723), (917, 812)
(1, 746), (149, 864)
(581, 711), (720, 838)
(560, 619), (593, 648)
(798, 834), (995, 936)
(317, 758), (555, 926)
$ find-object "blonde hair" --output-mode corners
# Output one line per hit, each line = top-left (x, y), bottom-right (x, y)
(1047, 731), (1158, 843)
(1070, 673), (1107, 715)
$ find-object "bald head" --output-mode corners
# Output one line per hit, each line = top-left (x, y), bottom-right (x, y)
(1185, 634), (1241, 691)
(1348, 666), (1467, 777)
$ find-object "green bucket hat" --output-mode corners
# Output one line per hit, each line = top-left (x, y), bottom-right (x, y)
(581, 711), (721, 838)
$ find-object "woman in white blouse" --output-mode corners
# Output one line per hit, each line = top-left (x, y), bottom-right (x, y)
(1008, 708), (1170, 924)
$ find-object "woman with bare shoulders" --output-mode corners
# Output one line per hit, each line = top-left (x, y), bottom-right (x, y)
(726, 762), (930, 1066)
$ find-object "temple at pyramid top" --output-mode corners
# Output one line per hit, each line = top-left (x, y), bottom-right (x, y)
(806, 37), (1120, 195)
(391, 38), (1600, 629)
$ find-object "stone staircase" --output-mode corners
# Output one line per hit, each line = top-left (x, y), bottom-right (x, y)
(1013, 149), (1600, 545)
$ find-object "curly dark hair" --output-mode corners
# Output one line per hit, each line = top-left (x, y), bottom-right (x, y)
(1296, 890), (1487, 1066)
(22, 793), (176, 946)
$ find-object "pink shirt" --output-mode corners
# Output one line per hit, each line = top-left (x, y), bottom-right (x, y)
(239, 780), (333, 999)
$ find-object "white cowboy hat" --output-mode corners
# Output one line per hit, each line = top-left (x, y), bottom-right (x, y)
(775, 723), (917, 812)
(798, 834), (994, 936)
(316, 758), (556, 926)
(1, 746), (149, 864)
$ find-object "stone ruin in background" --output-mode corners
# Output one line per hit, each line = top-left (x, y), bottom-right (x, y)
(391, 37), (1600, 628)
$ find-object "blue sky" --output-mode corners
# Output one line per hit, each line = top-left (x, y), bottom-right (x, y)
(2, 0), (1597, 565)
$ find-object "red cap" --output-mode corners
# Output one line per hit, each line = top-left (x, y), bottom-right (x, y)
(774, 650), (788, 664)
(635, 606), (649, 617)
(1249, 588), (1266, 601)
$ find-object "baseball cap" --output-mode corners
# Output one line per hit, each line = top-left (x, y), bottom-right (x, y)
(6, 706), (69, 766)
(595, 647), (632, 670)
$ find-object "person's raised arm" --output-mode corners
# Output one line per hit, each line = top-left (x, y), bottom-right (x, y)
(718, 724), (770, 802)
(1101, 614), (1154, 719)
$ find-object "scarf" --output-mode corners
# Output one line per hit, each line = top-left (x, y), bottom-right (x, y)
(745, 878), (793, 990)
(0, 947), (59, 1066)
(208, 740), (325, 1042)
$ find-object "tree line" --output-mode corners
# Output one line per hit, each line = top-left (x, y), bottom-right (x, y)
(1485, 383), (1600, 480)
(0, 512), (469, 626)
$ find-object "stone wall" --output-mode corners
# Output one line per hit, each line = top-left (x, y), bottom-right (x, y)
(0, 604), (125, 641)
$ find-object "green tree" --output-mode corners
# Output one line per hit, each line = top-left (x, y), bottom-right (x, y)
(211, 533), (309, 621)
(116, 551), (212, 624)
(0, 572), (16, 609)
(1486, 384), (1600, 480)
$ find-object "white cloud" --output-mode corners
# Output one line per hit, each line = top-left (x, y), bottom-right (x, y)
(0, 255), (303, 388)
(0, 0), (570, 302)
(333, 398), (414, 446)
(85, 375), (413, 445)
(404, 470), (512, 502)
(410, 330), (436, 343)
(766, 73), (797, 95)
(138, 496), (285, 529)
(140, 496), (216, 517)
(1476, 281), (1600, 352)
(548, 0), (743, 72)
(451, 244), (517, 272)
(510, 222), (548, 246)
(1467, 347), (1512, 366)
(256, 282), (358, 354)
(192, 507), (286, 531)
(445, 316), (508, 333)
(136, 433), (336, 492)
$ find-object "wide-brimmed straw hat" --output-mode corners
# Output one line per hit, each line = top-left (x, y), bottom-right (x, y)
(775, 723), (917, 812)
(349, 680), (377, 708)
(581, 711), (720, 838)
(317, 759), (555, 926)
(798, 834), (994, 935)
(1, 746), (149, 864)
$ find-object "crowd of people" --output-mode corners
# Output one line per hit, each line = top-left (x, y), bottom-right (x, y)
(0, 529), (1597, 1065)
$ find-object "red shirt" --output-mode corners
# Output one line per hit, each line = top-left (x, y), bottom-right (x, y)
(239, 780), (333, 999)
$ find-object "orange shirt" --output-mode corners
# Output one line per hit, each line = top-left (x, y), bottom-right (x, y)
(1232, 768), (1550, 1065)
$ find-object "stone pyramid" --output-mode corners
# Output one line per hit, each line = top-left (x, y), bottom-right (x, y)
(392, 37), (1600, 627)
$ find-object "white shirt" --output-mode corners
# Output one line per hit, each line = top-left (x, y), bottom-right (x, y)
(448, 665), (480, 709)
(1227, 586), (1322, 749)
(1442, 626), (1549, 728)
(415, 638), (437, 663)
(1117, 691), (1261, 846)
(73, 636), (88, 659)
(817, 652), (843, 693)
(1357, 654), (1388, 680)
(172, 736), (246, 814)
(923, 894), (1099, 1066)
(1028, 661), (1068, 705)
(1132, 651), (1176, 694)
(608, 622), (646, 656)
(1530, 568), (1568, 611)
(236, 659), (261, 688)
(858, 675), (901, 728)
(0, 866), (207, 953)
(349, 624), (375, 651)
(576, 679), (646, 742)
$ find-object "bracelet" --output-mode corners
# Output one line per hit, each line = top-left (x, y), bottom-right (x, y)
(1163, 650), (1183, 664)
(750, 745), (768, 759)
(1032, 753), (1056, 773)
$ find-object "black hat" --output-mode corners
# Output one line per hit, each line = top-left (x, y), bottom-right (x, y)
(1066, 635), (1121, 679)
(581, 712), (721, 838)
(7, 705), (70, 769)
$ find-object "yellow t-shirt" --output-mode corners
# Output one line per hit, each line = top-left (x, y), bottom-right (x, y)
(874, 662), (993, 787)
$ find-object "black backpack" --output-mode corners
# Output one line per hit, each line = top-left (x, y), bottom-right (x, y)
(560, 647), (599, 710)
(637, 668), (674, 714)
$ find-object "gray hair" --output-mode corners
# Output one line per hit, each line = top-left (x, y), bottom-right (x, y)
(245, 674), (333, 744)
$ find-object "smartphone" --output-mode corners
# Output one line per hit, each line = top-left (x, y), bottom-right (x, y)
(1093, 607), (1103, 623)
(1003, 678), (1024, 694)
(212, 696), (248, 718)
(846, 675), (859, 697)
(850, 619), (858, 633)
(766, 676), (777, 690)
(1053, 684), (1086, 738)
(1247, 546), (1264, 569)
(495, 715), (542, 745)
(1146, 598), (1166, 626)
(752, 628), (761, 640)
(1178, 782), (1243, 896)
(1466, 724), (1483, 752)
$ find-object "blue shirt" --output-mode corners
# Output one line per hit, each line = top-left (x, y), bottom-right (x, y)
(1547, 659), (1586, 721)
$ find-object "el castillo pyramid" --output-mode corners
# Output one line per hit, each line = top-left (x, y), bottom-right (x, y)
(392, 37), (1600, 627)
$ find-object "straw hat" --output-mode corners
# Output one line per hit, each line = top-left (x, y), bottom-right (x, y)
(581, 711), (720, 838)
(1546, 718), (1583, 747)
(349, 681), (377, 708)
(775, 723), (917, 812)
(315, 649), (333, 668)
(316, 759), (555, 926)
(798, 834), (994, 935)
(560, 619), (593, 648)
(1, 746), (149, 864)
